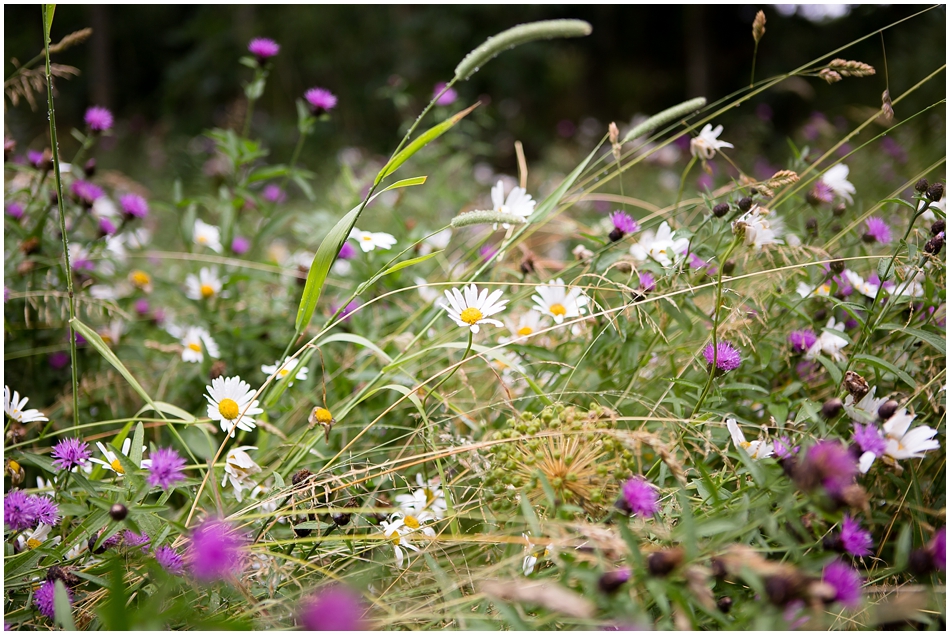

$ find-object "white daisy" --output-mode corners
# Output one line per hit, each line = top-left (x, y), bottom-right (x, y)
(531, 279), (589, 324)
(522, 533), (549, 576)
(65, 542), (85, 560)
(805, 317), (850, 363)
(843, 385), (887, 424)
(733, 205), (783, 250)
(260, 357), (309, 385)
(882, 409), (940, 461)
(221, 445), (262, 502)
(820, 164), (856, 204)
(184, 267), (226, 301)
(249, 484), (286, 520)
(439, 284), (507, 334)
(489, 179), (536, 229)
(890, 266), (925, 298)
(177, 326), (220, 364)
(17, 523), (60, 552)
(97, 320), (124, 347)
(629, 221), (690, 267)
(4, 386), (49, 424)
(796, 280), (832, 299)
(380, 512), (435, 568)
(349, 228), (397, 253)
(690, 124), (734, 160)
(193, 219), (223, 252)
(725, 418), (773, 459)
(415, 277), (441, 304)
(89, 438), (151, 475)
(395, 474), (447, 521)
(419, 228), (453, 256)
(128, 269), (154, 293)
(205, 375), (264, 437)
(506, 310), (544, 341)
(843, 269), (880, 299)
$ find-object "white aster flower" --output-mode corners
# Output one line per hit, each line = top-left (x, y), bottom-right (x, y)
(843, 269), (880, 299)
(89, 438), (151, 475)
(844, 385), (887, 424)
(380, 512), (435, 568)
(690, 124), (734, 160)
(395, 474), (447, 521)
(349, 228), (397, 252)
(177, 326), (220, 363)
(890, 266), (925, 298)
(805, 317), (849, 363)
(733, 205), (784, 250)
(221, 445), (262, 502)
(921, 198), (944, 222)
(4, 386), (49, 424)
(439, 284), (507, 334)
(415, 277), (441, 304)
(419, 228), (453, 256)
(629, 221), (690, 267)
(249, 484), (286, 520)
(882, 409), (940, 461)
(531, 279), (589, 324)
(184, 267), (226, 301)
(489, 179), (536, 229)
(725, 418), (773, 459)
(522, 533), (549, 576)
(505, 310), (544, 342)
(65, 542), (85, 560)
(193, 219), (223, 253)
(261, 357), (309, 385)
(17, 523), (60, 551)
(820, 164), (856, 204)
(796, 280), (832, 299)
(206, 376), (263, 437)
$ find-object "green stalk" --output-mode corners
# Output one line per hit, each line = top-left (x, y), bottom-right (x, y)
(674, 155), (697, 213)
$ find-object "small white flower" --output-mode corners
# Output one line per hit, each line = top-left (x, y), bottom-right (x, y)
(439, 284), (507, 334)
(733, 205), (783, 250)
(261, 357), (309, 385)
(221, 446), (262, 502)
(65, 542), (85, 560)
(184, 267), (226, 301)
(489, 179), (536, 229)
(380, 513), (435, 568)
(17, 523), (60, 551)
(690, 124), (734, 160)
(506, 310), (544, 341)
(843, 269), (880, 299)
(882, 409), (940, 460)
(725, 418), (773, 459)
(249, 484), (286, 520)
(419, 228), (453, 256)
(97, 320), (125, 348)
(522, 533), (548, 576)
(531, 279), (588, 324)
(4, 386), (49, 424)
(890, 266), (925, 298)
(805, 317), (849, 363)
(205, 375), (264, 437)
(629, 221), (690, 267)
(193, 219), (223, 253)
(89, 438), (151, 475)
(844, 385), (887, 424)
(331, 259), (352, 276)
(349, 228), (397, 252)
(415, 277), (441, 304)
(395, 474), (447, 521)
(796, 280), (832, 299)
(177, 326), (220, 364)
(820, 164), (856, 204)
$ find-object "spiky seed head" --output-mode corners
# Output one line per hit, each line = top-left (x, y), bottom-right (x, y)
(752, 10), (766, 43)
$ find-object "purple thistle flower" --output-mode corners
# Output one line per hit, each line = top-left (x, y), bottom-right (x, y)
(639, 272), (656, 292)
(839, 515), (873, 557)
(800, 440), (857, 496)
(187, 519), (244, 581)
(6, 202), (24, 219)
(852, 423), (886, 457)
(155, 545), (184, 575)
(619, 476), (659, 517)
(49, 351), (70, 370)
(298, 585), (367, 631)
(788, 329), (817, 353)
(98, 217), (117, 236)
(231, 236), (251, 255)
(119, 193), (149, 219)
(304, 87), (338, 115)
(822, 559), (862, 607)
(338, 242), (357, 260)
(123, 530), (151, 552)
(32, 496), (59, 526)
(863, 217), (891, 244)
(830, 272), (853, 297)
(703, 341), (742, 372)
(84, 106), (114, 132)
(4, 490), (38, 531)
(933, 527), (946, 570)
(27, 149), (45, 167)
(262, 184), (286, 204)
(773, 436), (799, 460)
(51, 437), (91, 471)
(807, 181), (834, 206)
(70, 180), (104, 205)
(134, 299), (150, 316)
(433, 82), (458, 107)
(609, 210), (639, 239)
(33, 579), (72, 620)
(248, 37), (280, 61)
(146, 447), (186, 489)
(340, 299), (361, 321)
(479, 245), (498, 262)
(687, 252), (713, 271)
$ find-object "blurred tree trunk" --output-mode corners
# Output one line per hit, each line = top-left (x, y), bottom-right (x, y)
(684, 5), (708, 98)
(88, 5), (113, 108)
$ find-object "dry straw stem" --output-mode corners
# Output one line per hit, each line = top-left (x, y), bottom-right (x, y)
(454, 19), (592, 81)
(752, 10), (766, 43)
(621, 97), (707, 143)
(479, 580), (595, 619)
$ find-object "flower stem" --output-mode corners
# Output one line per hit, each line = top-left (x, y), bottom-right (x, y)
(423, 331), (473, 412)
(674, 156), (697, 213)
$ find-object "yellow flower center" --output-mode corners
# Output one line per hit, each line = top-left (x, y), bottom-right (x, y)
(188, 342), (202, 353)
(389, 532), (401, 546)
(403, 515), (420, 529)
(111, 459), (125, 474)
(130, 270), (151, 287)
(424, 488), (436, 505)
(312, 407), (334, 424)
(361, 235), (373, 241)
(517, 326), (534, 336)
(459, 307), (483, 325)
(100, 333), (113, 344)
(278, 368), (290, 377)
(197, 235), (208, 244)
(200, 284), (215, 298)
(8, 460), (20, 473)
(740, 441), (751, 449)
(218, 398), (240, 420)
(27, 538), (42, 550)
(549, 303), (567, 317)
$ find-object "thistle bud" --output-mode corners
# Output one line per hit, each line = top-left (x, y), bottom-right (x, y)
(598, 568), (632, 594)
(46, 566), (81, 588)
(927, 182), (944, 202)
(830, 259), (845, 275)
(292, 468), (313, 488)
(737, 197), (753, 212)
(915, 178), (930, 193)
(647, 548), (683, 577)
(520, 253), (536, 275)
(722, 260), (736, 275)
(716, 596), (733, 613)
(832, 203), (846, 217)
(821, 398), (843, 419)
(83, 158), (97, 178)
(925, 233), (944, 255)
(712, 203), (729, 218)
(877, 399), (899, 421)
(764, 572), (806, 606)
(806, 218), (818, 235)
(109, 503), (128, 521)
(908, 548), (936, 577)
(931, 219), (945, 236)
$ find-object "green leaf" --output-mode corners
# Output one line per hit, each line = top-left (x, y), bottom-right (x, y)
(377, 251), (441, 277)
(877, 256), (894, 282)
(53, 580), (75, 630)
(877, 323), (946, 354)
(135, 401), (196, 423)
(130, 422), (145, 468)
(894, 523), (912, 570)
(375, 103), (478, 185)
(815, 355), (842, 387)
(43, 5), (56, 40)
(248, 164), (289, 184)
(315, 333), (393, 364)
(853, 353), (916, 389)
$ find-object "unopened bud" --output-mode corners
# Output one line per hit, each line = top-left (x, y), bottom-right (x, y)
(927, 182), (944, 202)
(908, 548), (936, 577)
(713, 203), (729, 218)
(737, 197), (753, 212)
(832, 203), (846, 217)
(291, 468), (313, 487)
(843, 371), (870, 401)
(915, 178), (930, 193)
(821, 398), (843, 419)
(877, 399), (899, 421)
(925, 233), (944, 255)
(723, 260), (736, 275)
(806, 218), (818, 235)
(83, 158), (97, 178)
(931, 219), (945, 236)
(830, 259), (845, 275)
(608, 122), (620, 146)
(647, 548), (683, 577)
(598, 568), (632, 594)
(716, 596), (733, 613)
(109, 503), (128, 521)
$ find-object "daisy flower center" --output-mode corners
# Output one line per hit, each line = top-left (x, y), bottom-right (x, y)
(278, 368), (290, 377)
(517, 326), (534, 336)
(459, 307), (484, 325)
(110, 458), (125, 474)
(389, 532), (402, 546)
(200, 284), (215, 298)
(197, 235), (208, 244)
(26, 538), (42, 550)
(131, 271), (151, 286)
(312, 407), (333, 424)
(549, 303), (567, 317)
(403, 515), (421, 529)
(740, 441), (751, 449)
(9, 459), (20, 472)
(361, 235), (373, 242)
(424, 488), (436, 505)
(218, 398), (240, 420)
(188, 342), (202, 353)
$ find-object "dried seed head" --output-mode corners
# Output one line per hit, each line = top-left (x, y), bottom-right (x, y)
(737, 196), (754, 212)
(713, 203), (730, 218)
(835, 483), (870, 514)
(752, 10), (766, 43)
(49, 28), (93, 54)
(608, 121), (620, 145)
(767, 170), (800, 188)
(881, 89), (894, 122)
(819, 69), (842, 84)
(291, 468), (313, 488)
(46, 565), (81, 588)
(572, 244), (594, 261)
(925, 233), (944, 256)
(915, 178), (930, 193)
(828, 58), (876, 77)
(843, 371), (870, 401)
(20, 237), (41, 255)
(930, 219), (945, 236)
(647, 548), (684, 577)
(927, 182), (944, 202)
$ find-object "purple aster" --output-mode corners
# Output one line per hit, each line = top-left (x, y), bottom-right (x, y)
(609, 210), (639, 239)
(231, 236), (251, 255)
(852, 423), (885, 457)
(619, 476), (659, 517)
(4, 490), (38, 531)
(807, 181), (834, 206)
(6, 202), (24, 219)
(800, 440), (858, 496)
(788, 329), (817, 353)
(703, 341), (742, 372)
(123, 530), (151, 552)
(839, 515), (873, 557)
(134, 299), (150, 316)
(339, 299), (361, 321)
(830, 273), (853, 297)
(155, 545), (184, 575)
(248, 37), (280, 61)
(687, 252), (713, 271)
(822, 559), (862, 607)
(433, 82), (458, 107)
(262, 184), (286, 204)
(298, 585), (367, 631)
(773, 436), (799, 460)
(480, 245), (498, 262)
(146, 447), (186, 489)
(119, 193), (149, 219)
(72, 255), (95, 272)
(49, 352), (70, 370)
(33, 579), (72, 620)
(32, 496), (59, 526)
(863, 217), (891, 244)
(84, 106), (114, 132)
(28, 149), (45, 167)
(187, 519), (244, 581)
(304, 87), (338, 114)
(338, 242), (357, 260)
(933, 527), (946, 570)
(51, 437), (91, 471)
(639, 272), (656, 292)
(98, 217), (117, 236)
(70, 180), (104, 205)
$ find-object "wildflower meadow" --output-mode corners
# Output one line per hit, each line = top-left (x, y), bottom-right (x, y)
(3, 5), (947, 631)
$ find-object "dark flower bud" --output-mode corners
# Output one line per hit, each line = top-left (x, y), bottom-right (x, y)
(832, 203), (846, 217)
(925, 233), (944, 255)
(716, 596), (733, 613)
(20, 237), (41, 256)
(89, 533), (106, 555)
(843, 371), (870, 402)
(520, 253), (536, 274)
(210, 360), (227, 380)
(608, 227), (624, 242)
(862, 232), (876, 244)
(713, 203), (730, 218)
(293, 523), (313, 538)
(806, 218), (818, 235)
(908, 548), (936, 577)
(877, 399), (899, 421)
(291, 469), (313, 488)
(598, 568), (632, 594)
(915, 178), (930, 193)
(821, 398), (843, 419)
(722, 260), (736, 275)
(737, 197), (753, 212)
(83, 158), (97, 178)
(46, 566), (81, 588)
(830, 259), (845, 275)
(710, 557), (727, 579)
(822, 534), (843, 552)
(110, 503), (128, 521)
(931, 220), (946, 236)
(813, 308), (827, 323)
(764, 572), (806, 606)
(6, 422), (26, 444)
(647, 548), (683, 577)
(927, 182), (944, 202)
(331, 511), (351, 527)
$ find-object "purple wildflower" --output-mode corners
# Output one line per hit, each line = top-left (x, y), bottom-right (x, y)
(479, 245), (498, 262)
(134, 299), (150, 316)
(433, 82), (458, 106)
(340, 300), (361, 321)
(231, 236), (251, 255)
(933, 527), (946, 570)
(119, 193), (149, 219)
(703, 341), (742, 372)
(863, 217), (891, 244)
(146, 447), (186, 489)
(155, 545), (184, 575)
(298, 586), (366, 631)
(822, 559), (862, 607)
(639, 272), (656, 292)
(619, 476), (659, 517)
(830, 273), (853, 297)
(98, 217), (117, 236)
(783, 600), (810, 630)
(49, 352), (70, 370)
(687, 252), (712, 271)
(608, 210), (639, 240)
(70, 180), (104, 205)
(839, 515), (873, 557)
(248, 37), (280, 61)
(32, 496), (59, 526)
(84, 106), (114, 132)
(6, 202), (24, 219)
(304, 87), (338, 115)
(4, 490), (37, 531)
(773, 436), (799, 460)
(262, 184), (286, 204)
(788, 329), (817, 354)
(807, 181), (834, 206)
(800, 440), (857, 496)
(33, 579), (71, 620)
(123, 530), (151, 552)
(852, 423), (885, 457)
(338, 242), (356, 260)
(51, 438), (91, 471)
(27, 149), (45, 167)
(187, 519), (244, 581)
